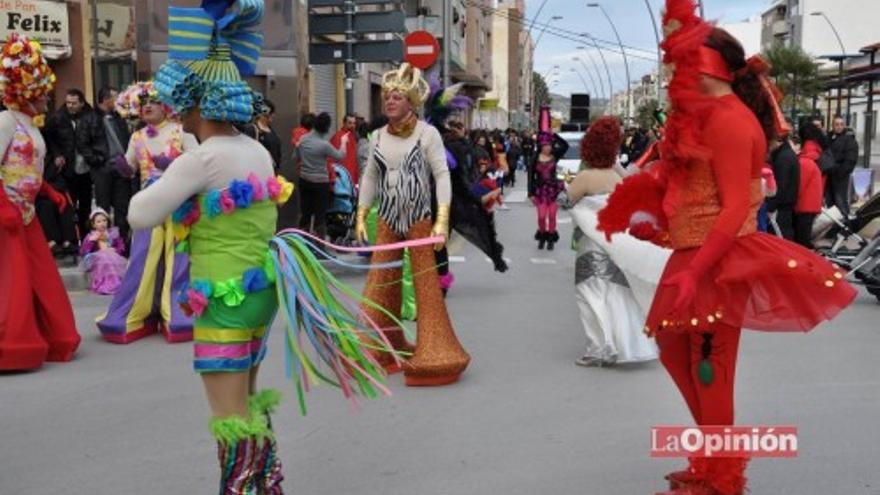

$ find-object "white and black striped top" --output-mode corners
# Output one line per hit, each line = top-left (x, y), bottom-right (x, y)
(359, 120), (451, 237)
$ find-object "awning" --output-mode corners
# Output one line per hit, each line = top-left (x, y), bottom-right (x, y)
(42, 45), (72, 61)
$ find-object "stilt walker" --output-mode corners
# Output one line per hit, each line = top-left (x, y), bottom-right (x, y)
(598, 2), (857, 493)
(128, 1), (399, 491)
(96, 81), (199, 343)
(0, 34), (80, 370)
(356, 63), (471, 385)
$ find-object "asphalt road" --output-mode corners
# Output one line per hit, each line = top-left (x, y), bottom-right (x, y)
(2, 181), (879, 495)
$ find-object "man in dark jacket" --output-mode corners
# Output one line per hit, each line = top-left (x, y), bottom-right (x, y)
(94, 86), (132, 241)
(827, 116), (859, 215)
(44, 89), (107, 237)
(767, 135), (800, 240)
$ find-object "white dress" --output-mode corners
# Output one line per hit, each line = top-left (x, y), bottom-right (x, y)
(569, 195), (668, 363)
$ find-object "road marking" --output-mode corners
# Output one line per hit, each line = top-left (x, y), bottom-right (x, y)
(449, 256), (467, 263)
(530, 258), (558, 265)
(557, 217), (572, 224)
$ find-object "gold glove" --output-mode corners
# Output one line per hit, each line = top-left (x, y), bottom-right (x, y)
(431, 203), (451, 250)
(355, 206), (369, 245)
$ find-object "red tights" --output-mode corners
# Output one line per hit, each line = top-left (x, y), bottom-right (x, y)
(656, 325), (741, 425)
(536, 201), (558, 232)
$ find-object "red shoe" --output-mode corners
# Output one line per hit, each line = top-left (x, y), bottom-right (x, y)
(665, 469), (699, 490)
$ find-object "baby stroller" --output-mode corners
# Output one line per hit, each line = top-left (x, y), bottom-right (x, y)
(327, 163), (356, 245)
(812, 191), (880, 301)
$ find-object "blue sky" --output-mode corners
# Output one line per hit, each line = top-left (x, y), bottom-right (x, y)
(527, 0), (774, 97)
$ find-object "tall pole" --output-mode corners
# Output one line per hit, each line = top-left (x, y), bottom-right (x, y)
(837, 58), (844, 119)
(576, 49), (605, 99)
(863, 49), (877, 168)
(570, 68), (592, 95)
(527, 0), (552, 35)
(442, 0), (451, 87)
(812, 12), (847, 121)
(582, 33), (614, 107)
(644, 0), (663, 103)
(344, 0), (355, 115)
(589, 3), (632, 122)
(534, 15), (563, 50)
(573, 57), (600, 99)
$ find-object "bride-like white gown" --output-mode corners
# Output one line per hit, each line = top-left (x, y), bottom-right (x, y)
(569, 195), (669, 363)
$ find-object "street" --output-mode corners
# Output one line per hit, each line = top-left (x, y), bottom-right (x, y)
(2, 181), (879, 495)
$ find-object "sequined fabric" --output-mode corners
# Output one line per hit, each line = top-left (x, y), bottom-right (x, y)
(217, 437), (260, 495)
(1, 118), (41, 225)
(575, 250), (629, 287)
(666, 162), (763, 249)
(362, 219), (470, 381)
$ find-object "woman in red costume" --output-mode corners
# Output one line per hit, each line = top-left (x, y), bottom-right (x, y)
(598, 2), (857, 493)
(0, 34), (81, 370)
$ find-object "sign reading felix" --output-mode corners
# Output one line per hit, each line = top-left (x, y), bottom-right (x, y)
(0, 0), (69, 46)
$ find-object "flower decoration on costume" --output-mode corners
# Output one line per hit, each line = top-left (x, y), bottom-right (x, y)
(229, 180), (254, 208)
(153, 0), (264, 123)
(247, 173), (265, 201)
(116, 81), (174, 120)
(0, 33), (55, 119)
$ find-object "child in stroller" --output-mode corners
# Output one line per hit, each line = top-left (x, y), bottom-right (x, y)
(327, 163), (356, 245)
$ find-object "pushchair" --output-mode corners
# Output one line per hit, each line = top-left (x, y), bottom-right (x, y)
(327, 163), (356, 245)
(812, 191), (880, 301)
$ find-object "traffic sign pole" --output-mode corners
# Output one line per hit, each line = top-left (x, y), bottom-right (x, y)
(344, 0), (355, 116)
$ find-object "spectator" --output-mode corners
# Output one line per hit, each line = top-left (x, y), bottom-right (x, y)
(294, 112), (348, 238)
(795, 122), (824, 248)
(240, 99), (282, 170)
(355, 120), (371, 178)
(329, 113), (359, 185)
(291, 112), (314, 148)
(44, 89), (107, 236)
(767, 133), (800, 241)
(94, 86), (133, 241)
(826, 116), (859, 215)
(505, 132), (522, 187)
(36, 127), (78, 256)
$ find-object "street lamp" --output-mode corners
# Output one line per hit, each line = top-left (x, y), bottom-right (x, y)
(580, 33), (614, 107)
(543, 64), (560, 80)
(644, 0), (663, 102)
(587, 2), (632, 122)
(572, 56), (601, 98)
(534, 15), (563, 50)
(810, 12), (846, 55)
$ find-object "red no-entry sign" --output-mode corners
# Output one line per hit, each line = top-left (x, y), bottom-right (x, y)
(404, 30), (440, 69)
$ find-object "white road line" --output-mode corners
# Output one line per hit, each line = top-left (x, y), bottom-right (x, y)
(557, 217), (572, 224)
(529, 258), (558, 265)
(485, 257), (513, 265)
(449, 256), (467, 263)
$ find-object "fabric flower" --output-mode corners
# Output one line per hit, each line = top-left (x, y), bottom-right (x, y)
(247, 173), (265, 201)
(214, 279), (245, 307)
(266, 176), (281, 201)
(191, 279), (214, 299)
(145, 124), (158, 138)
(172, 199), (195, 224)
(275, 176), (294, 205)
(204, 190), (223, 218)
(242, 268), (270, 293)
(229, 180), (254, 209)
(183, 201), (201, 226)
(172, 222), (190, 244)
(187, 289), (208, 317)
(219, 190), (235, 214)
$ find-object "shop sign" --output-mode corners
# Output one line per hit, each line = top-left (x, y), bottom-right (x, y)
(0, 0), (70, 47)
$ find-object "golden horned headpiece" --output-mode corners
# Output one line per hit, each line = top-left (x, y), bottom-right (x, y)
(381, 63), (430, 106)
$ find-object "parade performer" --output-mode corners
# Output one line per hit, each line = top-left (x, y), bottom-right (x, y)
(566, 116), (662, 367)
(96, 81), (198, 343)
(80, 208), (128, 295)
(528, 107), (569, 250)
(598, 2), (857, 493)
(356, 63), (471, 385)
(129, 1), (398, 491)
(0, 33), (81, 371)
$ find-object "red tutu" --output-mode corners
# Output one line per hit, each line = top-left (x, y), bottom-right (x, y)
(645, 232), (858, 335)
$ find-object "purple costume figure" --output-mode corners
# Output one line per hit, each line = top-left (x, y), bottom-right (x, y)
(96, 81), (199, 343)
(81, 208), (127, 295)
